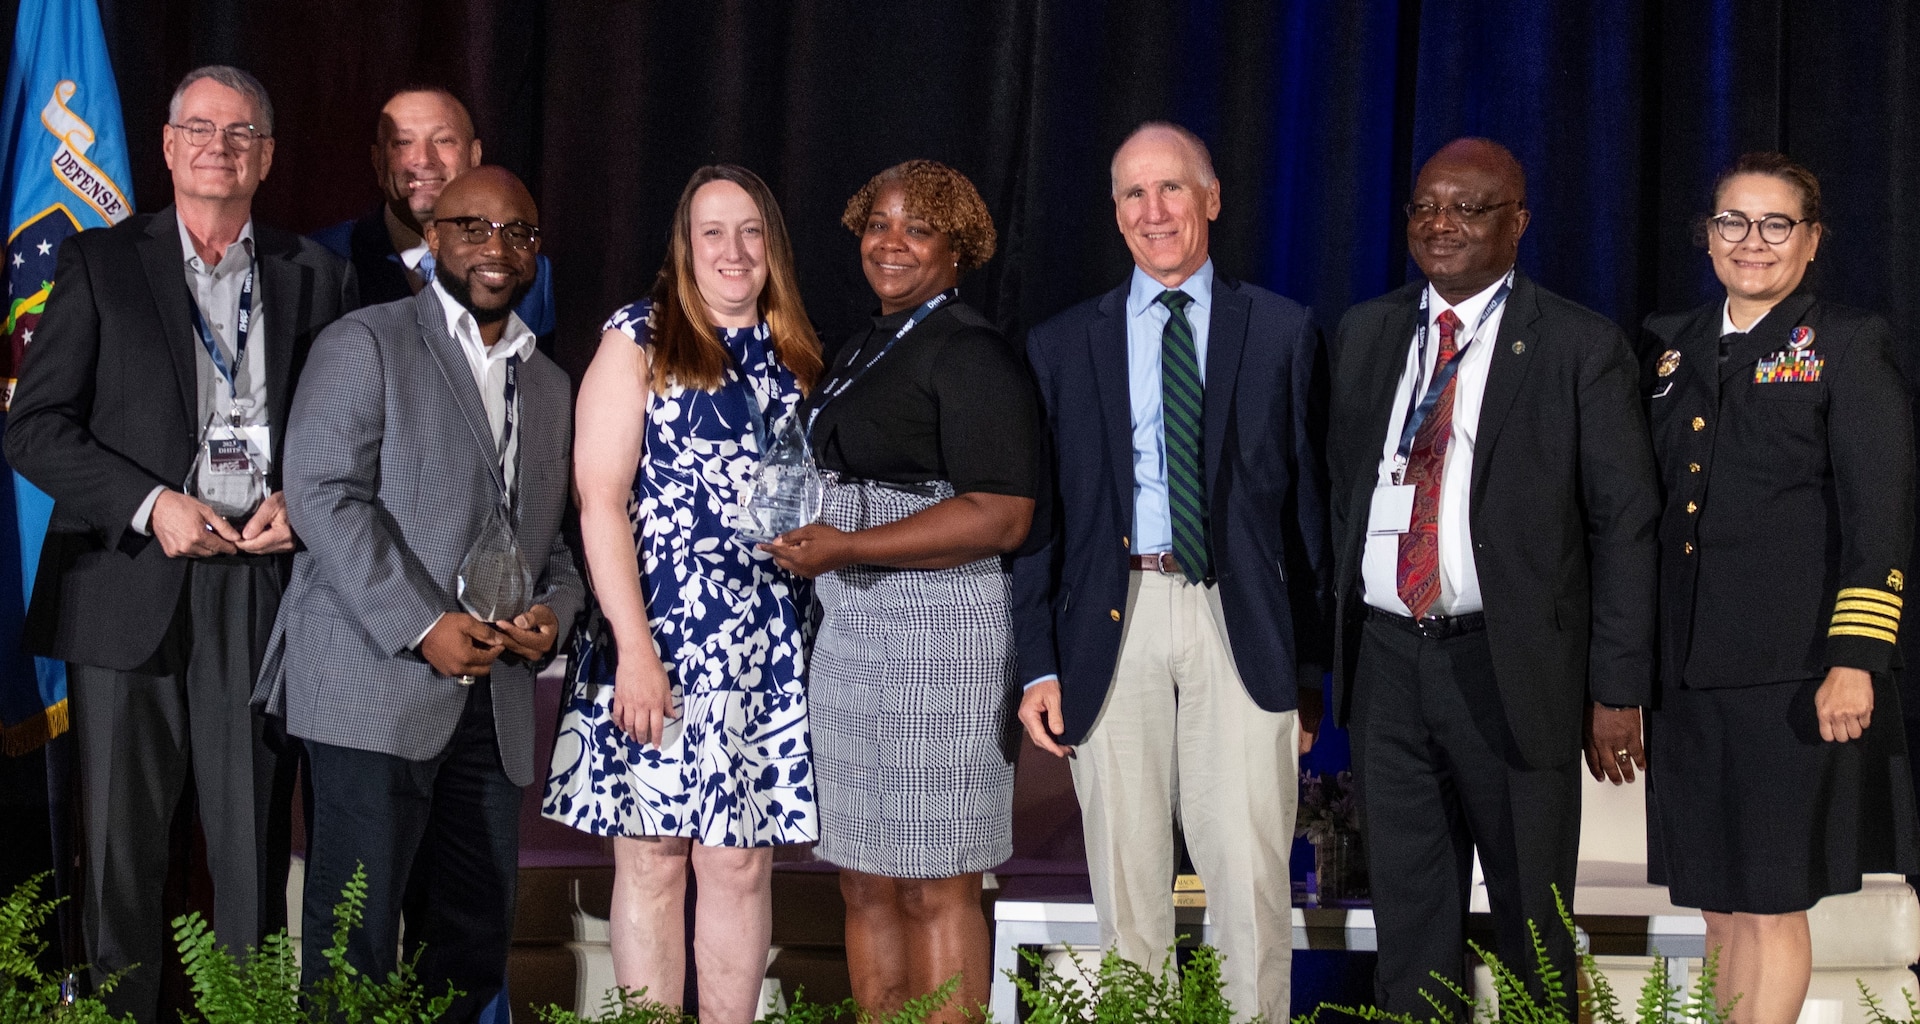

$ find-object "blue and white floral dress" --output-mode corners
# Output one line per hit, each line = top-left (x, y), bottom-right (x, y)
(543, 300), (816, 847)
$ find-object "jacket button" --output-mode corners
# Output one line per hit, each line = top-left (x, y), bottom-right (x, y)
(1109, 609), (1121, 622)
(1686, 501), (1698, 514)
(1122, 535), (1129, 549)
(1692, 416), (1706, 431)
(1684, 542), (1694, 554)
(1689, 462), (1701, 473)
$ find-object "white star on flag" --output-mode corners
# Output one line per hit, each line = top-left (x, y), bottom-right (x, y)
(23, 329), (32, 343)
(9, 253), (20, 268)
(35, 239), (52, 256)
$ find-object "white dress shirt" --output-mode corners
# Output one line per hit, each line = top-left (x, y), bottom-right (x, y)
(1360, 274), (1511, 616)
(429, 278), (535, 498)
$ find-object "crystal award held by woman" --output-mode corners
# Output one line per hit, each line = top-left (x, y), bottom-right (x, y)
(735, 412), (825, 543)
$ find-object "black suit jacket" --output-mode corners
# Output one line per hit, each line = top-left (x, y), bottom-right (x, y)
(1010, 272), (1332, 746)
(1327, 272), (1659, 769)
(5, 207), (356, 670)
(1642, 294), (1913, 689)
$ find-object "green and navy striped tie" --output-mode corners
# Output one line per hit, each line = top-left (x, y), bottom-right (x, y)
(1158, 289), (1209, 584)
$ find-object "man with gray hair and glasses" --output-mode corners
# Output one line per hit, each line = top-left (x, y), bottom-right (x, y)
(6, 64), (354, 1021)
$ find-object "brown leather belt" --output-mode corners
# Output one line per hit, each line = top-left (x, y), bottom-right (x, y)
(1129, 553), (1184, 574)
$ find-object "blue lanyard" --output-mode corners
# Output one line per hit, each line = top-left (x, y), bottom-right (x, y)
(1392, 273), (1513, 480)
(185, 263), (255, 421)
(806, 288), (957, 440)
(498, 355), (519, 513)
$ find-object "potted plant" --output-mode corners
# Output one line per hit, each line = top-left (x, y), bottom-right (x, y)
(1297, 770), (1366, 905)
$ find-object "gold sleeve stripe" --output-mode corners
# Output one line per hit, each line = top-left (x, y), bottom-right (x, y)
(1830, 623), (1898, 644)
(1838, 587), (1903, 609)
(1835, 598), (1903, 617)
(1832, 611), (1901, 629)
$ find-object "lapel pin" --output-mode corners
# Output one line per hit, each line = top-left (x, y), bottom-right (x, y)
(1512, 340), (1526, 354)
(1789, 325), (1814, 350)
(1656, 349), (1682, 377)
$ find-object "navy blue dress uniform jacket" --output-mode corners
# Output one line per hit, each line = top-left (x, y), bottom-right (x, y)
(1327, 273), (1659, 769)
(1010, 272), (1332, 747)
(1641, 293), (1914, 689)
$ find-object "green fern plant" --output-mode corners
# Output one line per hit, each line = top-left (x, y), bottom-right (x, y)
(0, 872), (128, 1023)
(1861, 981), (1920, 1024)
(171, 864), (458, 1024)
(1293, 886), (1729, 1024)
(535, 974), (958, 1024)
(533, 986), (692, 1024)
(1013, 942), (1249, 1024)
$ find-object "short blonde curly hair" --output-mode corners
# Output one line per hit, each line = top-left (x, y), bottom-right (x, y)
(841, 159), (997, 273)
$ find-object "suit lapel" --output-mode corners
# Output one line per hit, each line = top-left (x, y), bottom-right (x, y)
(1203, 276), (1250, 498)
(1469, 272), (1539, 504)
(252, 228), (305, 465)
(1351, 287), (1421, 514)
(1087, 285), (1134, 515)
(136, 207), (202, 431)
(1667, 302), (1723, 400)
(415, 288), (507, 497)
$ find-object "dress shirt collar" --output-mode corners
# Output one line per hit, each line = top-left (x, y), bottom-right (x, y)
(430, 278), (535, 364)
(1423, 270), (1510, 339)
(385, 204), (432, 272)
(177, 217), (255, 277)
(1127, 258), (1214, 320)
(1719, 297), (1770, 336)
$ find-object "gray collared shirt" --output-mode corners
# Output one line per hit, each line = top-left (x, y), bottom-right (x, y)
(131, 219), (271, 534)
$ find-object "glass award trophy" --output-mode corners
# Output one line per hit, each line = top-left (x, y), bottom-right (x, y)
(735, 412), (826, 543)
(185, 411), (266, 523)
(455, 507), (534, 686)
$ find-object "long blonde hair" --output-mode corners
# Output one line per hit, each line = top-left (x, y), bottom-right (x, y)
(646, 165), (822, 394)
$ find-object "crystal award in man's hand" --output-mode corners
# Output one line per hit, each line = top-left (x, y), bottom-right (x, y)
(455, 509), (533, 685)
(735, 413), (825, 543)
(186, 412), (265, 522)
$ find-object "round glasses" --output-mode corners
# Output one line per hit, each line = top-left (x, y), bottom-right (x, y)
(169, 120), (266, 151)
(432, 217), (541, 251)
(1710, 211), (1808, 245)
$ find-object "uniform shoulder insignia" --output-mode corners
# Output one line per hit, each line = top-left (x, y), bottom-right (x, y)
(1891, 569), (1905, 592)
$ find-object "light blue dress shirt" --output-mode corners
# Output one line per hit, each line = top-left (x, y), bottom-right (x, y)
(1127, 258), (1213, 554)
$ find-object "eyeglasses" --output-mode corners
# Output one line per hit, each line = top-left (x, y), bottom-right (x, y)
(432, 217), (541, 251)
(1709, 211), (1808, 245)
(1405, 200), (1522, 224)
(169, 119), (267, 151)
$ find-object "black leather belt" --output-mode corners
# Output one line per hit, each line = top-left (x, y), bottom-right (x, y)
(1368, 607), (1486, 639)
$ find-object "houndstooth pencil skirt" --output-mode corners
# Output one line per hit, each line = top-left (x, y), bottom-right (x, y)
(809, 478), (1018, 878)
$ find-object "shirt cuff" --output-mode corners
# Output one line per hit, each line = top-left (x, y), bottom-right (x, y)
(411, 616), (441, 651)
(130, 485), (166, 536)
(1023, 674), (1059, 691)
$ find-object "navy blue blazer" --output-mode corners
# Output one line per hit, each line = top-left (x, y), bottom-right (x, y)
(1010, 271), (1332, 746)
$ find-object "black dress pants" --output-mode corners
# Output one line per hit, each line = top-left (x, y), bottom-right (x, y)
(1350, 614), (1581, 1018)
(68, 559), (294, 1024)
(301, 678), (521, 1024)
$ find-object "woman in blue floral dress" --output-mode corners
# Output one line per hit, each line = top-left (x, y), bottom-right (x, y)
(543, 165), (823, 1023)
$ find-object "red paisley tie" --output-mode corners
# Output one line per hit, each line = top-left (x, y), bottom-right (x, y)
(1396, 309), (1462, 618)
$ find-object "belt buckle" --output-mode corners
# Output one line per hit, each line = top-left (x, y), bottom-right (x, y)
(1154, 552), (1179, 576)
(1415, 615), (1446, 638)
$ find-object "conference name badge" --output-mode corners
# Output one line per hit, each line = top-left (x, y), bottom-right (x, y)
(1368, 484), (1415, 535)
(1754, 349), (1823, 384)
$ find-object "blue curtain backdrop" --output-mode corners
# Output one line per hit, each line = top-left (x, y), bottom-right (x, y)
(0, 0), (1894, 374)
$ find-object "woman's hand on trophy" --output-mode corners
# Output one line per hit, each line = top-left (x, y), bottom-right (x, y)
(759, 522), (853, 578)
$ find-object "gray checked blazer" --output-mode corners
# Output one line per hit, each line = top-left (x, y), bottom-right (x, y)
(253, 287), (583, 786)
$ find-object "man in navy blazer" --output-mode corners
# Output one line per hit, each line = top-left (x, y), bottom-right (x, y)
(1012, 122), (1330, 1022)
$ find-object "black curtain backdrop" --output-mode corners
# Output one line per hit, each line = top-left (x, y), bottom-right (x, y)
(0, 0), (1901, 381)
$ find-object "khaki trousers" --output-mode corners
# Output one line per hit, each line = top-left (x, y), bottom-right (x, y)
(1070, 570), (1300, 1022)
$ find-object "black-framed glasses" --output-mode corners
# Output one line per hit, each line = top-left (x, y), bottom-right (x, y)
(169, 119), (266, 151)
(432, 217), (541, 251)
(1710, 211), (1808, 245)
(1404, 200), (1521, 224)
